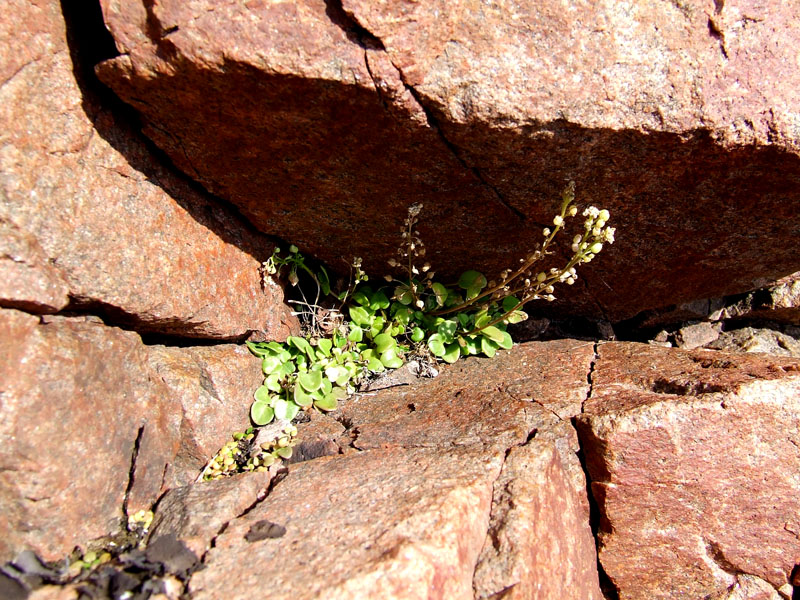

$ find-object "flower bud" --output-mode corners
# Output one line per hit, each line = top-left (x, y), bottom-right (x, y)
(553, 215), (563, 226)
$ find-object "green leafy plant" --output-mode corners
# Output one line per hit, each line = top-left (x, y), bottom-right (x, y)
(206, 183), (614, 479)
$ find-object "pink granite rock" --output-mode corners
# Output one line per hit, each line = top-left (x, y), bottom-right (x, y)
(0, 0), (295, 339)
(96, 0), (800, 321)
(577, 342), (800, 599)
(0, 309), (268, 562)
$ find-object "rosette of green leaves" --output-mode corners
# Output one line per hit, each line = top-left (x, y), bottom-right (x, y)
(246, 335), (360, 425)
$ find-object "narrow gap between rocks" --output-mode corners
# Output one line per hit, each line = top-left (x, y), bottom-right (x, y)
(122, 426), (146, 520)
(572, 343), (620, 599)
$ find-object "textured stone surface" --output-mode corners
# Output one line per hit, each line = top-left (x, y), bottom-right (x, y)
(179, 340), (600, 599)
(147, 471), (273, 558)
(0, 0), (295, 339)
(707, 327), (800, 357)
(190, 446), (502, 600)
(97, 0), (800, 321)
(719, 272), (800, 324)
(473, 436), (602, 600)
(0, 309), (267, 562)
(576, 342), (800, 599)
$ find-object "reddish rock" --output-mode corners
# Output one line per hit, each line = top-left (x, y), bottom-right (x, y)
(147, 471), (273, 558)
(145, 344), (265, 487)
(0, 0), (295, 339)
(719, 272), (800, 325)
(97, 0), (800, 321)
(0, 309), (177, 562)
(473, 436), (602, 600)
(190, 446), (504, 600)
(576, 342), (800, 599)
(182, 340), (600, 599)
(707, 327), (800, 358)
(0, 309), (268, 562)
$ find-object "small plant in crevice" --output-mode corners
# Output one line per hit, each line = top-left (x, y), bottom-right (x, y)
(204, 183), (615, 479)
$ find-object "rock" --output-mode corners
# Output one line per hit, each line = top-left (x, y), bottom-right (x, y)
(674, 321), (721, 350)
(473, 436), (602, 600)
(147, 471), (273, 558)
(191, 447), (503, 600)
(96, 0), (800, 322)
(576, 342), (800, 599)
(176, 340), (601, 599)
(707, 327), (800, 357)
(0, 0), (295, 339)
(719, 272), (800, 325)
(144, 344), (266, 487)
(0, 309), (266, 562)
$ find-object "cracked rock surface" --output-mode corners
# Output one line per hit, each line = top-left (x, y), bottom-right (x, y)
(0, 309), (266, 563)
(0, 0), (295, 339)
(163, 340), (603, 600)
(576, 342), (800, 599)
(96, 0), (800, 321)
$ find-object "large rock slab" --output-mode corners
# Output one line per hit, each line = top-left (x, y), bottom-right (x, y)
(181, 340), (602, 599)
(96, 0), (800, 321)
(0, 309), (265, 562)
(576, 342), (800, 599)
(0, 0), (295, 339)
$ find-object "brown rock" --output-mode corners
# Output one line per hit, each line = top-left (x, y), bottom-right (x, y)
(338, 338), (594, 451)
(97, 0), (800, 321)
(0, 309), (267, 562)
(0, 309), (177, 562)
(473, 436), (602, 600)
(720, 272), (800, 325)
(576, 342), (800, 599)
(674, 321), (721, 350)
(707, 327), (800, 358)
(145, 344), (265, 487)
(0, 0), (295, 339)
(181, 340), (601, 599)
(147, 471), (273, 558)
(190, 446), (503, 600)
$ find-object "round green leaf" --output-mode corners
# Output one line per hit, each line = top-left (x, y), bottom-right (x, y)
(370, 290), (390, 310)
(427, 333), (446, 357)
(288, 336), (314, 357)
(349, 306), (371, 326)
(431, 282), (449, 307)
(298, 370), (323, 392)
(373, 333), (396, 353)
(265, 373), (282, 393)
(442, 342), (461, 364)
(314, 394), (339, 411)
(275, 446), (293, 459)
(497, 330), (514, 350)
(380, 347), (404, 369)
(502, 296), (522, 312)
(254, 385), (271, 403)
(458, 270), (487, 291)
(481, 325), (506, 344)
(410, 327), (425, 342)
(293, 383), (314, 407)
(274, 398), (299, 421)
(317, 338), (332, 356)
(481, 336), (498, 358)
(506, 310), (528, 324)
(348, 325), (364, 342)
(250, 401), (274, 426)
(437, 320), (457, 343)
(261, 355), (282, 375)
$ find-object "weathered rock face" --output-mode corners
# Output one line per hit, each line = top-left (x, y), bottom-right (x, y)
(576, 342), (800, 599)
(180, 340), (602, 600)
(0, 0), (295, 339)
(0, 309), (265, 563)
(96, 0), (800, 321)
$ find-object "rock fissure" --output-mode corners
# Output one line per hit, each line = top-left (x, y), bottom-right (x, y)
(122, 425), (146, 519)
(389, 61), (527, 222)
